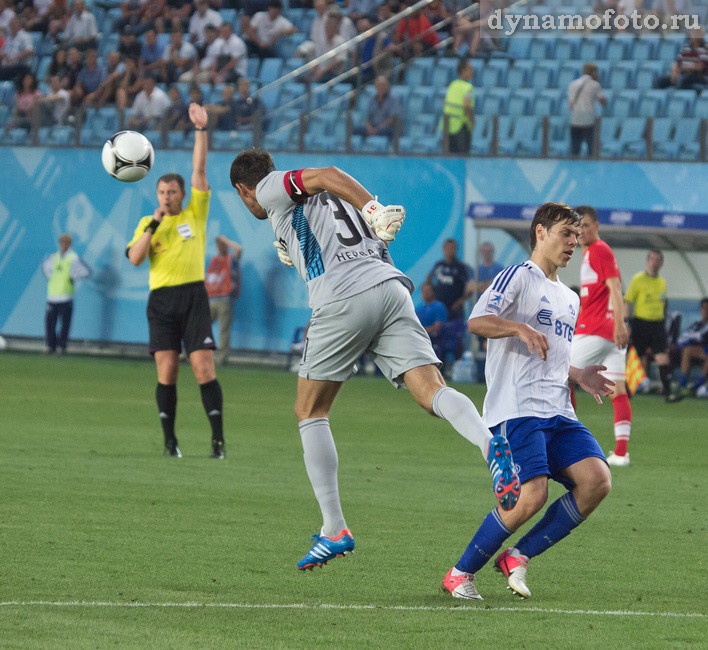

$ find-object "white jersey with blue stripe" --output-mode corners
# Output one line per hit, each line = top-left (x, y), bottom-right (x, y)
(469, 260), (580, 428)
(256, 170), (412, 309)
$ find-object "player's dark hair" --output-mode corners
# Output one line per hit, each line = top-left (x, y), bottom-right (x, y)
(648, 247), (664, 260)
(530, 203), (581, 250)
(157, 173), (185, 194)
(457, 59), (471, 76)
(230, 149), (275, 189)
(574, 205), (597, 221)
(701, 298), (708, 307)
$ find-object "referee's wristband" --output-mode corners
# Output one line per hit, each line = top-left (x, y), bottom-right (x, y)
(144, 219), (161, 235)
(194, 126), (207, 132)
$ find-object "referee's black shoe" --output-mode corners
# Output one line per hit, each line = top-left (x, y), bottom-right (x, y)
(164, 439), (183, 458)
(210, 439), (225, 460)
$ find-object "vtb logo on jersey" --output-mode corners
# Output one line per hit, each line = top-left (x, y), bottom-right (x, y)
(486, 291), (503, 313)
(537, 308), (575, 342)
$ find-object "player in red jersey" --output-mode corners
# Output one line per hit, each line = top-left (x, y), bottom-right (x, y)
(570, 206), (632, 466)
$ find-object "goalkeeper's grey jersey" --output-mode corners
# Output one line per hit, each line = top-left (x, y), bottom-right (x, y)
(256, 170), (412, 309)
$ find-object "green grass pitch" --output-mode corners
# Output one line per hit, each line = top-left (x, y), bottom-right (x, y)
(1, 352), (706, 648)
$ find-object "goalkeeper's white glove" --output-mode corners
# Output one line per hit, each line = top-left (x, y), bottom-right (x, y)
(361, 198), (405, 242)
(273, 240), (294, 267)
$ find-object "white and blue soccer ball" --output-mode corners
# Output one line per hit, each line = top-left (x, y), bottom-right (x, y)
(102, 130), (154, 183)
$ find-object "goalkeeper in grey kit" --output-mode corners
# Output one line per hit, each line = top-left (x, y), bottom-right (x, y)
(229, 149), (520, 571)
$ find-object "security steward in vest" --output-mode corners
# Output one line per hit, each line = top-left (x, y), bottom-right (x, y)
(443, 58), (475, 154)
(126, 103), (226, 459)
(42, 233), (92, 354)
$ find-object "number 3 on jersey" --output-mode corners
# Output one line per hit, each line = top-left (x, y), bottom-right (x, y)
(320, 194), (375, 247)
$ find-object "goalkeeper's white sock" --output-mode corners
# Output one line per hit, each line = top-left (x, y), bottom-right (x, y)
(299, 418), (347, 538)
(431, 387), (492, 458)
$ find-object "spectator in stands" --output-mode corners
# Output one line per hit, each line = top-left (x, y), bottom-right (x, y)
(165, 84), (188, 130)
(205, 235), (242, 365)
(5, 72), (41, 131)
(118, 24), (141, 62)
(442, 58), (474, 155)
(674, 298), (708, 396)
(39, 73), (70, 125)
(71, 47), (105, 106)
(179, 23), (220, 82)
(393, 0), (439, 59)
(128, 74), (170, 130)
(116, 56), (141, 110)
(211, 22), (248, 84)
(84, 50), (124, 106)
(160, 29), (197, 83)
(245, 0), (297, 59)
(188, 0), (223, 48)
(59, 45), (82, 90)
(356, 16), (392, 82)
(140, 28), (166, 80)
(426, 238), (474, 321)
(61, 0), (98, 51)
(654, 28), (706, 90)
(423, 0), (450, 29)
(116, 0), (165, 36)
(475, 241), (504, 293)
(232, 77), (264, 131)
(0, 17), (34, 81)
(42, 0), (72, 45)
(206, 83), (239, 130)
(567, 62), (606, 157)
(42, 233), (91, 355)
(415, 281), (448, 348)
(297, 0), (355, 62)
(0, 0), (15, 33)
(355, 74), (400, 139)
(309, 10), (348, 82)
(164, 0), (193, 29)
(346, 0), (378, 22)
(47, 47), (67, 81)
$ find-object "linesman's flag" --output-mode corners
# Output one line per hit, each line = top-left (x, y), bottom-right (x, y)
(625, 346), (647, 396)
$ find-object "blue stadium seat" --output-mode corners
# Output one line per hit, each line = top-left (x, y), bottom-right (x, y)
(487, 59), (510, 86)
(695, 91), (708, 118)
(481, 89), (508, 115)
(578, 37), (604, 62)
(282, 57), (305, 78)
(499, 116), (541, 155)
(506, 63), (527, 89)
(411, 113), (436, 136)
(528, 38), (549, 60)
(258, 58), (283, 85)
(471, 115), (492, 155)
(247, 57), (260, 79)
(626, 117), (669, 157)
(406, 87), (431, 120)
(405, 58), (434, 86)
(633, 38), (657, 62)
(431, 58), (458, 87)
(611, 90), (638, 118)
(598, 117), (619, 151)
(167, 131), (188, 149)
(275, 33), (306, 59)
(258, 85), (281, 109)
(638, 89), (668, 117)
(548, 116), (569, 156)
(601, 117), (644, 157)
(506, 37), (530, 60)
(219, 8), (237, 23)
(635, 61), (665, 90)
(353, 134), (391, 153)
(4, 128), (30, 145)
(531, 61), (555, 90)
(211, 130), (254, 150)
(609, 63), (635, 91)
(390, 85), (411, 112)
(666, 90), (695, 118)
(506, 90), (533, 116)
(654, 118), (699, 159)
(556, 61), (581, 90)
(97, 107), (119, 133)
(554, 39), (577, 62)
(534, 88), (562, 116)
(656, 38), (682, 62)
(263, 129), (298, 151)
(604, 38), (628, 62)
(278, 82), (306, 110)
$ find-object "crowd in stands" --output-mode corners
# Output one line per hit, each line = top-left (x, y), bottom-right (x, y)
(0, 0), (705, 157)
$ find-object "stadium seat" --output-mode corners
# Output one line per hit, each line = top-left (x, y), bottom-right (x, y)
(695, 92), (708, 118)
(281, 57), (306, 78)
(481, 89), (508, 116)
(638, 89), (668, 117)
(605, 38), (628, 62)
(666, 90), (696, 118)
(656, 38), (682, 62)
(633, 37), (657, 62)
(528, 38), (549, 60)
(404, 58), (434, 86)
(431, 58), (458, 88)
(487, 59), (510, 86)
(534, 88), (562, 116)
(259, 58), (283, 86)
(601, 117), (645, 157)
(655, 118), (700, 159)
(471, 114), (492, 155)
(556, 62), (581, 91)
(498, 116), (541, 155)
(505, 37), (530, 60)
(211, 130), (254, 150)
(506, 90), (532, 116)
(531, 61), (555, 90)
(275, 33), (306, 59)
(167, 131), (188, 149)
(636, 61), (665, 90)
(608, 63), (635, 91)
(578, 37), (604, 62)
(554, 39), (577, 62)
(247, 57), (260, 79)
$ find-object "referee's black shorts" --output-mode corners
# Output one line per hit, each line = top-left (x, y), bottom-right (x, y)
(631, 317), (668, 356)
(147, 281), (216, 356)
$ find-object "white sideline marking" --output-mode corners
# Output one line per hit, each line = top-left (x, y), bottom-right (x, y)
(0, 601), (704, 618)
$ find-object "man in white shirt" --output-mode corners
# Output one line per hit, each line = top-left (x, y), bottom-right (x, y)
(246, 0), (297, 58)
(0, 17), (34, 80)
(211, 22), (247, 84)
(441, 203), (613, 601)
(129, 75), (170, 129)
(179, 23), (220, 83)
(310, 13), (348, 82)
(39, 74), (70, 125)
(161, 29), (197, 83)
(567, 62), (606, 157)
(62, 0), (98, 50)
(0, 0), (16, 32)
(188, 0), (222, 47)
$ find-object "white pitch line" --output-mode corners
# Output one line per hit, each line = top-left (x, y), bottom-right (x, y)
(0, 601), (704, 618)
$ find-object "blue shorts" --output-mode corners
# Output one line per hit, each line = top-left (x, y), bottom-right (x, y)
(490, 416), (606, 491)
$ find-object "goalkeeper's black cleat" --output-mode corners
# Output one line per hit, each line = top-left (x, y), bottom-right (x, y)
(164, 439), (182, 458)
(210, 439), (225, 459)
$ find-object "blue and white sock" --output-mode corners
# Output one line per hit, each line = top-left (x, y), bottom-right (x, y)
(516, 492), (585, 559)
(455, 509), (513, 574)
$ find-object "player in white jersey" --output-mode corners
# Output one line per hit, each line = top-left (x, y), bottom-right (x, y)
(442, 203), (613, 601)
(229, 149), (520, 571)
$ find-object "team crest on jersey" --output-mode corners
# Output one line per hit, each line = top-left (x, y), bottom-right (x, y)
(177, 223), (194, 239)
(486, 291), (503, 313)
(536, 309), (553, 326)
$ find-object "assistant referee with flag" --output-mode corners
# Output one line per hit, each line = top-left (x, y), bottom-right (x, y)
(126, 103), (226, 459)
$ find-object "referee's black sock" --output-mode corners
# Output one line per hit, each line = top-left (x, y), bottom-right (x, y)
(659, 365), (672, 396)
(200, 379), (223, 443)
(156, 383), (177, 445)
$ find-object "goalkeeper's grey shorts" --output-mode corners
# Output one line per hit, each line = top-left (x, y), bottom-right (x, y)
(298, 278), (441, 388)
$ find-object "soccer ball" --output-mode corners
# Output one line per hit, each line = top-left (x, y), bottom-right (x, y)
(102, 131), (154, 183)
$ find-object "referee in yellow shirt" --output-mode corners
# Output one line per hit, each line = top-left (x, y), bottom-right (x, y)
(127, 103), (226, 458)
(625, 248), (679, 402)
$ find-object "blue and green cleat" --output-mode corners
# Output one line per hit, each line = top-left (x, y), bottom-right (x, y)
(487, 435), (521, 511)
(296, 529), (355, 570)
